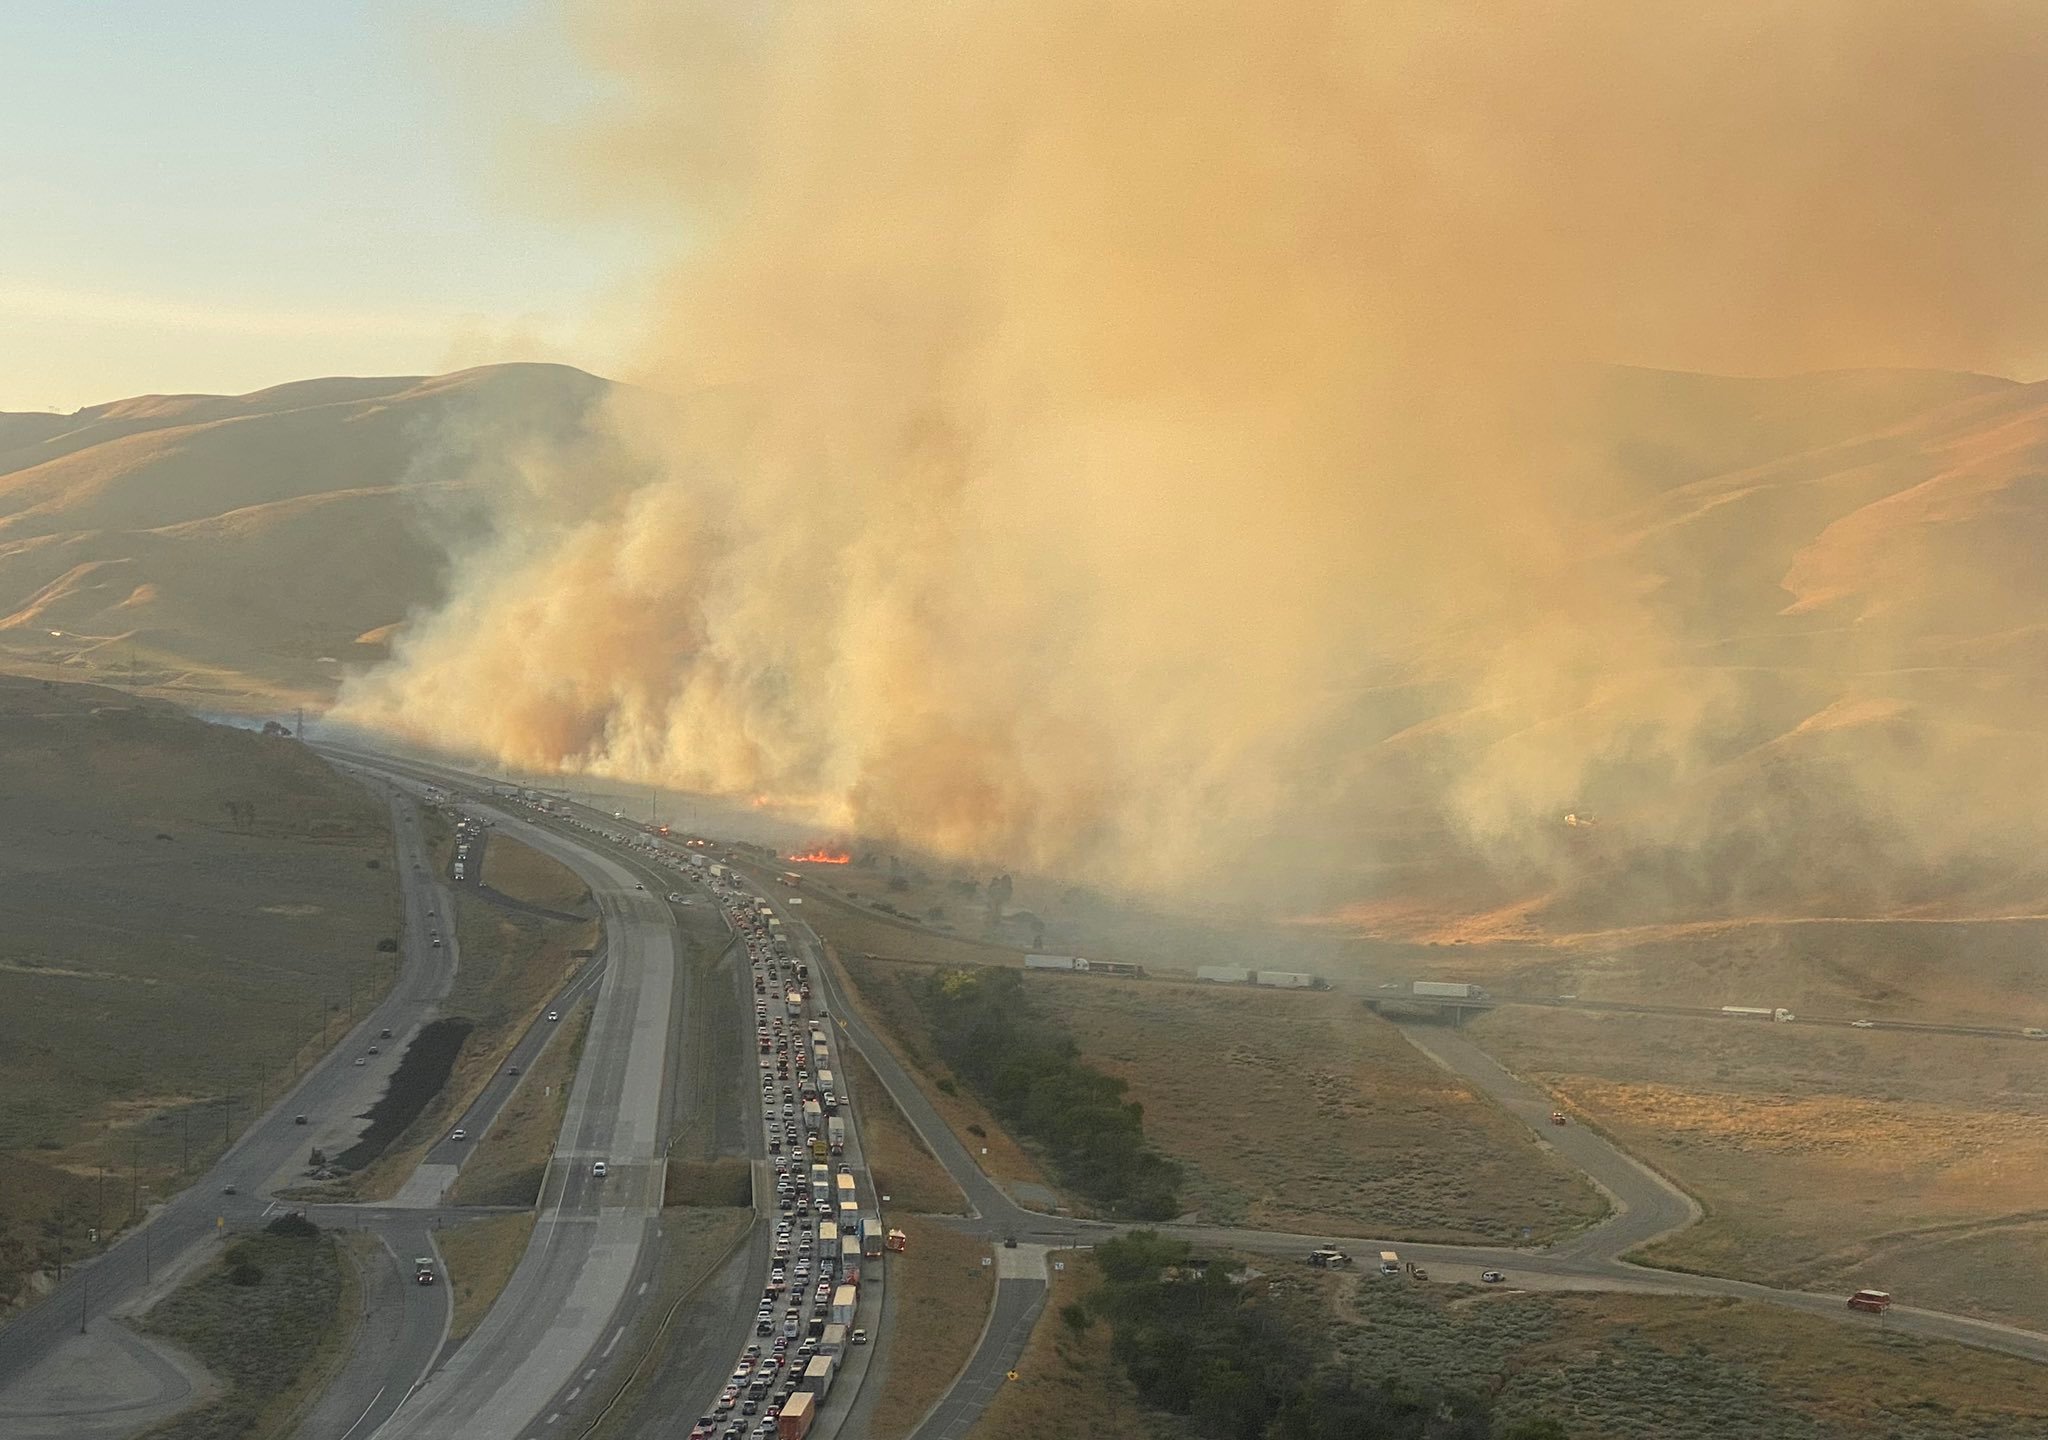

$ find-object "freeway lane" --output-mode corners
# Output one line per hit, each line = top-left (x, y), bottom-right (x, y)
(0, 782), (456, 1420)
(373, 803), (679, 1440)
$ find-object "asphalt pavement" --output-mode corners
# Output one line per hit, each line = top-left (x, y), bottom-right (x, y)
(371, 807), (681, 1440)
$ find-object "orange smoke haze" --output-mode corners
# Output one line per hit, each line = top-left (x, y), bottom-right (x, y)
(339, 1), (2048, 921)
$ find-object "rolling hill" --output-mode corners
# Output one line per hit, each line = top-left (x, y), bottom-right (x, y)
(8, 359), (2048, 937)
(0, 363), (614, 709)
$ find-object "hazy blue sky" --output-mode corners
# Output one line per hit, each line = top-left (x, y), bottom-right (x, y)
(1, 1), (634, 410)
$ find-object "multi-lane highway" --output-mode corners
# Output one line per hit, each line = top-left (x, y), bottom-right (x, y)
(303, 759), (895, 1440)
(16, 739), (2048, 1440)
(366, 802), (679, 1440)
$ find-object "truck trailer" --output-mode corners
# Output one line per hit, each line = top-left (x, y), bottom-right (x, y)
(1024, 954), (1082, 971)
(1196, 965), (1252, 983)
(826, 1116), (846, 1154)
(1412, 981), (1484, 1000)
(777, 1392), (815, 1439)
(1253, 970), (1320, 989)
(1722, 1006), (1796, 1022)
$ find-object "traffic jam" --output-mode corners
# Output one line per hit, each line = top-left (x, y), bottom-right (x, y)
(689, 870), (890, 1440)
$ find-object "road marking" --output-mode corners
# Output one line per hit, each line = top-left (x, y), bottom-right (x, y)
(546, 1413), (561, 1426)
(583, 1368), (596, 1381)
(637, 1280), (648, 1295)
(337, 1385), (387, 1440)
(566, 1386), (582, 1400)
(602, 1326), (625, 1357)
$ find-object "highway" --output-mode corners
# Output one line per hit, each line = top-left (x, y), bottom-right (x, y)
(0, 782), (459, 1434)
(369, 803), (680, 1440)
(309, 759), (895, 1440)
(23, 736), (2048, 1440)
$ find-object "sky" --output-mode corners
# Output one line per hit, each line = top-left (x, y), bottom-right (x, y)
(0, 1), (634, 412)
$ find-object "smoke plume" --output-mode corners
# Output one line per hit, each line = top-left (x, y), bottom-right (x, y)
(343, 1), (2048, 921)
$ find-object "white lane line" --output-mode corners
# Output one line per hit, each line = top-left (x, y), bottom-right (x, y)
(602, 1326), (625, 1357)
(337, 1384), (387, 1440)
(637, 1280), (648, 1295)
(546, 1413), (561, 1426)
(566, 1386), (582, 1400)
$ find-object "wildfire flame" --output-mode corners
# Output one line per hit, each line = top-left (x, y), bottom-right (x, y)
(786, 847), (852, 865)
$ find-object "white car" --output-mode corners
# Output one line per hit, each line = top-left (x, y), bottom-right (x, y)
(592, 1160), (608, 1178)
(1851, 1020), (1876, 1029)
(451, 1128), (468, 1141)
(2025, 1028), (2048, 1039)
(547, 1010), (560, 1022)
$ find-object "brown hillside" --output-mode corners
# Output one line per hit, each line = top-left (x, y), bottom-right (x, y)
(0, 363), (614, 708)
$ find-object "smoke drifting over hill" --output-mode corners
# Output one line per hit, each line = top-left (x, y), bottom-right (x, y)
(343, 2), (2048, 921)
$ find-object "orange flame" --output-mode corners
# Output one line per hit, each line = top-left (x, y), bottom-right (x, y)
(786, 847), (852, 865)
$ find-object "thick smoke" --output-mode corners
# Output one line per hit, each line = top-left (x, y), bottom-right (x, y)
(343, 1), (2048, 917)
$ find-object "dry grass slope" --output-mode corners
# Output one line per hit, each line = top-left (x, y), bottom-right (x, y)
(0, 363), (612, 709)
(1035, 975), (1604, 1240)
(1473, 1005), (2048, 1330)
(0, 675), (397, 1309)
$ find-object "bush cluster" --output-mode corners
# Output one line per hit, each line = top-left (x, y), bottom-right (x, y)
(1081, 1232), (1567, 1440)
(916, 967), (1180, 1216)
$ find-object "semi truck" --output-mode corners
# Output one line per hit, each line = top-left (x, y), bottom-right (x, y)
(826, 1116), (846, 1155)
(1196, 965), (1251, 983)
(1722, 1006), (1796, 1022)
(830, 1284), (858, 1326)
(810, 1164), (832, 1204)
(1025, 954), (1084, 971)
(1412, 981), (1485, 1000)
(1378, 1250), (1401, 1275)
(803, 1100), (823, 1133)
